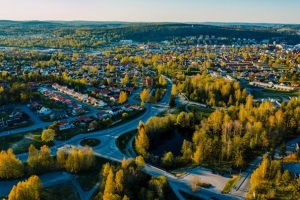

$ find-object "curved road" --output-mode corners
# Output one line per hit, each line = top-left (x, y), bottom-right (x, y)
(0, 77), (245, 200)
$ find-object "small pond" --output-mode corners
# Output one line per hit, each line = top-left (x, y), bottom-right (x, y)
(150, 129), (192, 157)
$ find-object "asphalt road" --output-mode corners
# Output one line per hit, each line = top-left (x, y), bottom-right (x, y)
(0, 77), (246, 200)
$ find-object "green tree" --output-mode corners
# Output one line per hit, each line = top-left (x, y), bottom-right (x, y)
(154, 89), (161, 103)
(162, 151), (174, 169)
(279, 143), (287, 159)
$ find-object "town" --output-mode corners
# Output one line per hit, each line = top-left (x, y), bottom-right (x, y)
(0, 19), (300, 200)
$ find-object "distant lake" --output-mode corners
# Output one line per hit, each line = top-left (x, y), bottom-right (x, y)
(150, 129), (192, 157)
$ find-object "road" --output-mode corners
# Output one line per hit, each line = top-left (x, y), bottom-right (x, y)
(0, 77), (245, 200)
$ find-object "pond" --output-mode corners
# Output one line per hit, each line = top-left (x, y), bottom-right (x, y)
(283, 163), (300, 174)
(150, 129), (192, 157)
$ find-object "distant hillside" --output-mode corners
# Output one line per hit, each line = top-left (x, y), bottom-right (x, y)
(0, 21), (299, 46)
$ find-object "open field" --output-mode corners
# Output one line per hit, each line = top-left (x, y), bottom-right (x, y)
(0, 128), (54, 154)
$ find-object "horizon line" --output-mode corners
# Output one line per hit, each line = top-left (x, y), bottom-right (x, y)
(0, 19), (299, 25)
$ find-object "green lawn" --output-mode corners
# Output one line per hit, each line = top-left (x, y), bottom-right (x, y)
(221, 175), (240, 194)
(116, 130), (137, 154)
(55, 127), (84, 141)
(0, 128), (54, 154)
(251, 88), (300, 99)
(80, 138), (101, 147)
(187, 105), (214, 118)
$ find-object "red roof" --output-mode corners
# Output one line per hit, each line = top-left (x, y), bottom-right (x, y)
(76, 115), (92, 122)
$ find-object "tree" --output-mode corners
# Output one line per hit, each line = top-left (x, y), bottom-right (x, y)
(135, 122), (149, 157)
(38, 145), (53, 171)
(121, 74), (129, 85)
(119, 91), (128, 104)
(41, 129), (55, 142)
(171, 84), (178, 96)
(115, 169), (124, 194)
(0, 149), (24, 179)
(193, 145), (204, 165)
(169, 95), (176, 108)
(27, 144), (39, 174)
(140, 89), (149, 107)
(136, 155), (145, 168)
(279, 143), (287, 159)
(162, 151), (174, 169)
(154, 89), (161, 103)
(8, 175), (42, 200)
(132, 75), (139, 87)
(190, 176), (201, 193)
(56, 147), (67, 169)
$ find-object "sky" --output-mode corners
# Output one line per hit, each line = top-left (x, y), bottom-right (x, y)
(1, 0), (299, 24)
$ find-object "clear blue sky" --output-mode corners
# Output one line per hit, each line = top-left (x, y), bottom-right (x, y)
(1, 0), (299, 24)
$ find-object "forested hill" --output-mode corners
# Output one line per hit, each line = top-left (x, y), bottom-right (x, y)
(0, 21), (299, 47)
(96, 23), (299, 42)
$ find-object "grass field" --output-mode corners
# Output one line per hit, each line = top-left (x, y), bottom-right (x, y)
(0, 128), (54, 154)
(42, 182), (80, 200)
(221, 175), (240, 194)
(116, 130), (137, 154)
(186, 105), (214, 118)
(251, 88), (300, 99)
(55, 128), (84, 141)
(80, 138), (101, 147)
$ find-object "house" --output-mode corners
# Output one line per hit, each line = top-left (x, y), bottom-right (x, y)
(94, 100), (107, 107)
(29, 101), (42, 110)
(76, 115), (92, 123)
(58, 85), (67, 92)
(50, 109), (67, 120)
(38, 107), (52, 115)
(6, 117), (29, 126)
(296, 142), (300, 153)
(78, 93), (88, 101)
(58, 119), (72, 131)
(131, 104), (143, 110)
(52, 83), (59, 90)
(107, 107), (122, 115)
(72, 107), (85, 116)
(145, 77), (153, 87)
(94, 111), (111, 119)
(9, 111), (23, 118)
(72, 103), (82, 109)
(86, 96), (97, 104)
(122, 104), (132, 111)
(42, 90), (52, 97)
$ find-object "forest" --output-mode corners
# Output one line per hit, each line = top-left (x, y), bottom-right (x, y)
(135, 88), (300, 172)
(1, 21), (300, 49)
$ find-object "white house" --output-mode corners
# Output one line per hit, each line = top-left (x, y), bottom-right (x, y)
(95, 100), (107, 107)
(38, 107), (52, 115)
(122, 104), (132, 111)
(78, 94), (89, 101)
